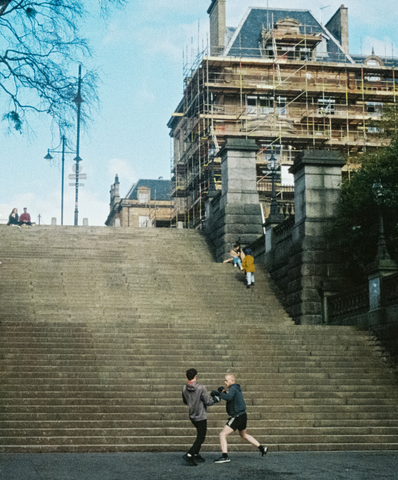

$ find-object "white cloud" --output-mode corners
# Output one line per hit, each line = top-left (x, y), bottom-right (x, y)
(102, 22), (123, 46)
(108, 158), (137, 192)
(135, 81), (156, 104)
(361, 36), (397, 58)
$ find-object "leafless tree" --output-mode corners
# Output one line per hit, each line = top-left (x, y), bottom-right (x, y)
(0, 0), (125, 132)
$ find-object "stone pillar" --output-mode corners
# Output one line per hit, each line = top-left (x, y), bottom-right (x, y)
(51, 217), (57, 226)
(288, 150), (346, 324)
(205, 137), (263, 262)
(264, 218), (280, 254)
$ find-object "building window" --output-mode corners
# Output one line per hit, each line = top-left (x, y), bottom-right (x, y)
(276, 97), (287, 115)
(260, 97), (274, 115)
(246, 96), (257, 116)
(317, 98), (335, 115)
(139, 216), (150, 227)
(368, 126), (384, 133)
(279, 47), (296, 60)
(300, 48), (312, 61)
(367, 102), (383, 116)
(139, 193), (149, 204)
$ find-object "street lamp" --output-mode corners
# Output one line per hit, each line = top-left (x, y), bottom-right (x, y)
(72, 64), (84, 226)
(44, 136), (74, 225)
(264, 152), (281, 217)
(208, 145), (218, 195)
(372, 179), (391, 261)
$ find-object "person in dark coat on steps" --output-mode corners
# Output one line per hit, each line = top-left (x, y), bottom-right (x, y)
(211, 374), (267, 463)
(182, 368), (220, 466)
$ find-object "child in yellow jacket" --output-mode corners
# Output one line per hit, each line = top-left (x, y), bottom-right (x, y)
(242, 248), (255, 289)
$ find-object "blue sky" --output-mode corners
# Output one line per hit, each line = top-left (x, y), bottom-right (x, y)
(1, 0), (397, 226)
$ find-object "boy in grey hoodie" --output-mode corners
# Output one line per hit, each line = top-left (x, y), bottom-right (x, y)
(182, 368), (219, 466)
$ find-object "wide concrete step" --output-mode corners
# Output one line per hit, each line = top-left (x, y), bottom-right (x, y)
(2, 380), (395, 394)
(2, 427), (398, 441)
(2, 442), (398, 453)
(3, 418), (398, 429)
(1, 434), (398, 448)
(2, 377), (395, 388)
(2, 410), (397, 421)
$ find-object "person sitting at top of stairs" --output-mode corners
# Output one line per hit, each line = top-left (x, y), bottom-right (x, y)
(182, 368), (220, 466)
(212, 374), (267, 463)
(19, 207), (32, 226)
(223, 244), (244, 269)
(7, 208), (19, 226)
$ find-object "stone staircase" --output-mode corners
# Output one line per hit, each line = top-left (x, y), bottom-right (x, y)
(0, 225), (398, 453)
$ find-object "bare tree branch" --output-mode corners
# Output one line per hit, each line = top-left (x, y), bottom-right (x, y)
(0, 0), (125, 132)
(0, 1), (12, 17)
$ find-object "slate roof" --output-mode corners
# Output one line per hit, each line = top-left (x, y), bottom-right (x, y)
(127, 179), (172, 202)
(223, 7), (351, 63)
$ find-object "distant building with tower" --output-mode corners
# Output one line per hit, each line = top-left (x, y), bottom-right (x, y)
(106, 176), (173, 228)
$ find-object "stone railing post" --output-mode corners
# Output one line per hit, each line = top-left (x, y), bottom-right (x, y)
(287, 150), (346, 324)
(205, 137), (263, 262)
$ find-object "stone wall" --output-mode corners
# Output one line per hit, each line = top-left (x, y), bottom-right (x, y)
(327, 273), (398, 367)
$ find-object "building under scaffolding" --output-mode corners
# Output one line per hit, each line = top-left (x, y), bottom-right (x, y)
(168, 1), (398, 229)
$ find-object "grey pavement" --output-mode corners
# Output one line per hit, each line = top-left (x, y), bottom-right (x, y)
(1, 451), (398, 480)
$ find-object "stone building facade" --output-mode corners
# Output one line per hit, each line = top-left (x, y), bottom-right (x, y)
(105, 176), (173, 228)
(168, 0), (398, 229)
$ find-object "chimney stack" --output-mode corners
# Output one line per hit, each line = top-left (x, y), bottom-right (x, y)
(325, 5), (349, 55)
(207, 0), (226, 56)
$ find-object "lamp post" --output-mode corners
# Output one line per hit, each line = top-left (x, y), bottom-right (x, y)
(264, 152), (281, 217)
(372, 179), (391, 261)
(44, 136), (74, 225)
(72, 65), (84, 226)
(208, 145), (218, 195)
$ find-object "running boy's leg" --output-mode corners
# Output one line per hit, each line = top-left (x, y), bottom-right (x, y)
(239, 429), (268, 456)
(238, 428), (259, 446)
(219, 424), (234, 453)
(214, 425), (234, 463)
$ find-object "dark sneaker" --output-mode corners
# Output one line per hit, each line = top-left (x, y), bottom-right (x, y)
(183, 453), (197, 466)
(247, 285), (250, 289)
(214, 456), (230, 463)
(259, 446), (268, 456)
(194, 454), (205, 463)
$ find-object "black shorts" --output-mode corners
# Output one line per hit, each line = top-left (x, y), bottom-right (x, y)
(226, 413), (247, 431)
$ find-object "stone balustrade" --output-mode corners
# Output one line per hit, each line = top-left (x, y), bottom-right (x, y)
(328, 284), (369, 322)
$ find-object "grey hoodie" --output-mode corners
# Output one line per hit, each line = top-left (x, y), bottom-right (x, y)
(182, 382), (215, 421)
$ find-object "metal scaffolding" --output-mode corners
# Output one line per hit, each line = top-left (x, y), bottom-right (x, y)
(169, 23), (398, 228)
